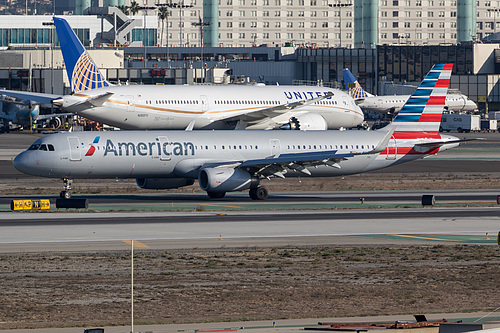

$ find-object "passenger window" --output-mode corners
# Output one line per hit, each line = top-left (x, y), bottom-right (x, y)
(205, 145), (208, 150)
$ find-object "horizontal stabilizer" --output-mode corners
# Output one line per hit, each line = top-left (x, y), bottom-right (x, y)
(0, 90), (61, 105)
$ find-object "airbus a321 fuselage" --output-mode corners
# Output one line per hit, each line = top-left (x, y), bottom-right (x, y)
(0, 17), (363, 131)
(14, 64), (464, 200)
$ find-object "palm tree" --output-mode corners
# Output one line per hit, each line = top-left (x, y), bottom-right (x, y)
(117, 5), (130, 15)
(158, 6), (169, 47)
(129, 0), (140, 16)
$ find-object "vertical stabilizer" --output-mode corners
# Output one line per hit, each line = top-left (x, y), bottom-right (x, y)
(386, 63), (453, 133)
(53, 17), (110, 93)
(342, 68), (371, 99)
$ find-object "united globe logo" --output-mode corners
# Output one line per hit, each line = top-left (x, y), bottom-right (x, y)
(71, 52), (109, 92)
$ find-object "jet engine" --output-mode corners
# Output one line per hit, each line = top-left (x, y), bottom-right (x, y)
(136, 177), (194, 189)
(198, 168), (259, 192)
(280, 113), (328, 130)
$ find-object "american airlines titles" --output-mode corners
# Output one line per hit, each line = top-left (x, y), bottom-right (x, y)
(103, 138), (195, 157)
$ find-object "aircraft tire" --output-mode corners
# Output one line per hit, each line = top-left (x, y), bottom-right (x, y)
(60, 190), (71, 199)
(249, 187), (268, 200)
(207, 191), (226, 199)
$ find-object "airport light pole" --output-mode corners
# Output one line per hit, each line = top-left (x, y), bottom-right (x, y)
(487, 8), (500, 34)
(328, 1), (352, 48)
(137, 6), (157, 68)
(192, 13), (211, 82)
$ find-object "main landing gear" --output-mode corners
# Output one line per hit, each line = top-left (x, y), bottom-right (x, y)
(249, 186), (268, 200)
(60, 178), (73, 199)
(206, 186), (269, 200)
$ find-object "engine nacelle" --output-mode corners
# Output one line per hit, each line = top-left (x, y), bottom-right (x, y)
(198, 168), (259, 192)
(136, 177), (194, 189)
(280, 113), (328, 130)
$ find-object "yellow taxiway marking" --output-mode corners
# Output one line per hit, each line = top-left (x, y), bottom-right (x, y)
(389, 234), (460, 242)
(122, 240), (150, 248)
(200, 204), (244, 208)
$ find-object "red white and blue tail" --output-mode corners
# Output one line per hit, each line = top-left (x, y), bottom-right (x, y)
(385, 63), (453, 133)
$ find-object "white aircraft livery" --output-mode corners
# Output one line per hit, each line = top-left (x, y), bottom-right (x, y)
(14, 64), (464, 200)
(0, 17), (363, 131)
(343, 68), (477, 114)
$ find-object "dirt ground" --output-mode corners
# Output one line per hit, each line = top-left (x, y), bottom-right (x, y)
(4, 170), (500, 196)
(0, 245), (499, 330)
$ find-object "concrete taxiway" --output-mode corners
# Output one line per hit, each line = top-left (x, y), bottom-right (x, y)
(0, 207), (498, 252)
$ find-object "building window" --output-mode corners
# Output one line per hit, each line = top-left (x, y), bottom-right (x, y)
(239, 33), (245, 38)
(298, 11), (304, 16)
(393, 22), (399, 27)
(275, 10), (281, 16)
(322, 22), (328, 27)
(311, 11), (317, 16)
(393, 11), (399, 17)
(310, 33), (317, 38)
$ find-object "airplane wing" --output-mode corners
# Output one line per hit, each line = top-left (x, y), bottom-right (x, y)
(214, 91), (334, 128)
(0, 90), (62, 105)
(0, 114), (14, 121)
(204, 129), (394, 179)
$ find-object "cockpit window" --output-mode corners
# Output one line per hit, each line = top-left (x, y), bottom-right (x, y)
(27, 143), (55, 151)
(28, 144), (40, 150)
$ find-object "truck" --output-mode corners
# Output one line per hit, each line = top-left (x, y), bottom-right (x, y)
(480, 119), (498, 132)
(439, 113), (480, 133)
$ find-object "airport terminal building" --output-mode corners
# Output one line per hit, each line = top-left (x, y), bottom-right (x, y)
(1, 4), (500, 111)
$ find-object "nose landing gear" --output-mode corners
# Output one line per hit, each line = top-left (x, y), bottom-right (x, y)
(60, 178), (73, 199)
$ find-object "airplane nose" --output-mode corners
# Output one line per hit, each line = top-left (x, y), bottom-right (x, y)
(13, 151), (32, 175)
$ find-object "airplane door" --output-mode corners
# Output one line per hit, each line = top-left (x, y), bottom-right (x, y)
(158, 136), (171, 161)
(200, 95), (209, 112)
(126, 95), (135, 112)
(68, 137), (82, 161)
(386, 135), (397, 160)
(270, 139), (281, 158)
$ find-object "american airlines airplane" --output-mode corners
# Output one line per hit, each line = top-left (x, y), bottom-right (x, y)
(343, 68), (477, 115)
(0, 17), (363, 131)
(14, 64), (465, 200)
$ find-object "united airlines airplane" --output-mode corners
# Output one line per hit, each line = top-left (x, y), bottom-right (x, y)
(343, 68), (477, 115)
(0, 17), (363, 131)
(14, 64), (463, 200)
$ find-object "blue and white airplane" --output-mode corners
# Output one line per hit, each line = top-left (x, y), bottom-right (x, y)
(343, 68), (477, 114)
(0, 96), (70, 132)
(0, 17), (363, 131)
(14, 64), (466, 200)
